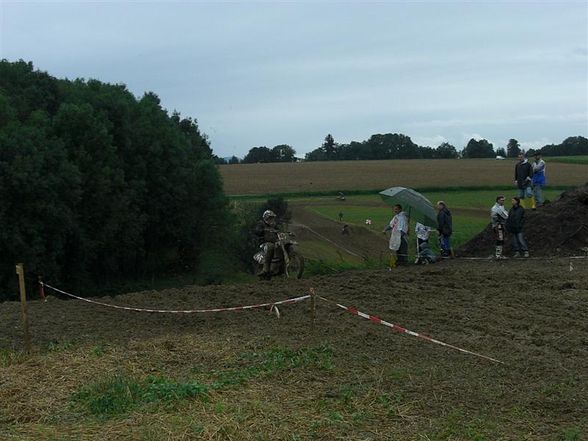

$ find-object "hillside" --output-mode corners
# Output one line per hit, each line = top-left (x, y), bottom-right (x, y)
(220, 159), (588, 195)
(1, 259), (586, 439)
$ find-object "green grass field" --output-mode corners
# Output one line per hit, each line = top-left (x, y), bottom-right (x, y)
(547, 155), (588, 165)
(289, 188), (565, 259)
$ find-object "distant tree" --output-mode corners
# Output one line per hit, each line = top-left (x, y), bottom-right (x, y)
(364, 133), (420, 159)
(506, 139), (521, 158)
(463, 138), (495, 158)
(228, 155), (240, 164)
(242, 146), (273, 163)
(322, 134), (337, 159)
(541, 136), (588, 156)
(305, 147), (327, 161)
(305, 135), (336, 161)
(435, 142), (459, 159)
(213, 155), (227, 165)
(271, 144), (297, 162)
(496, 147), (507, 157)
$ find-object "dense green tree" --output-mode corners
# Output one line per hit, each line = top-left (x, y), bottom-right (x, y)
(462, 138), (495, 158)
(435, 142), (459, 159)
(322, 134), (337, 159)
(507, 139), (521, 158)
(271, 144), (297, 162)
(496, 147), (507, 157)
(242, 146), (273, 163)
(228, 156), (240, 164)
(306, 133), (459, 161)
(0, 60), (228, 298)
(541, 136), (588, 156)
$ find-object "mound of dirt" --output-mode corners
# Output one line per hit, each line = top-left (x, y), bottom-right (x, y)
(459, 184), (588, 257)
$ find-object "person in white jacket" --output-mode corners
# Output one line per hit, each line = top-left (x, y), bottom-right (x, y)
(383, 204), (408, 268)
(490, 195), (509, 259)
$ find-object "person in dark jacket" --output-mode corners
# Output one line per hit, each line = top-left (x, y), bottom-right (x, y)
(254, 210), (280, 277)
(505, 197), (529, 258)
(514, 153), (533, 208)
(436, 201), (453, 257)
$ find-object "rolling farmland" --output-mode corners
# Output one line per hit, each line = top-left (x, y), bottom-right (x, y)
(220, 158), (588, 195)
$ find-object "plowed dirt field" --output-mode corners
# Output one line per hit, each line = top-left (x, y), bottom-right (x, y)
(1, 258), (586, 439)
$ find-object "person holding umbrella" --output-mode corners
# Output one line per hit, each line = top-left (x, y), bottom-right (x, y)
(383, 204), (409, 268)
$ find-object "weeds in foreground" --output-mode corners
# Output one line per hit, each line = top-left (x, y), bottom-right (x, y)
(72, 345), (334, 418)
(0, 349), (27, 367)
(72, 375), (210, 418)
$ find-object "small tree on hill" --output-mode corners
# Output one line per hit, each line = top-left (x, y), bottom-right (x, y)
(463, 138), (495, 158)
(507, 139), (521, 158)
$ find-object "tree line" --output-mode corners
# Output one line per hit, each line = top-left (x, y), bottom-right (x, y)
(232, 134), (587, 164)
(0, 60), (230, 299)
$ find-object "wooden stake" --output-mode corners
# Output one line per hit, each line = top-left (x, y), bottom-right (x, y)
(15, 263), (32, 353)
(38, 275), (46, 301)
(310, 287), (316, 332)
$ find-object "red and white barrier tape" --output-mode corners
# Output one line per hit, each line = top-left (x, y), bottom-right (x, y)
(319, 296), (503, 364)
(41, 283), (309, 314)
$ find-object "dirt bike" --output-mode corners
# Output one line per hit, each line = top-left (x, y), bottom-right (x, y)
(253, 232), (304, 279)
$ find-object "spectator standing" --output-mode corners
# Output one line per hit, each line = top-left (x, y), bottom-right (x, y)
(383, 204), (409, 268)
(436, 201), (453, 257)
(490, 195), (509, 259)
(514, 153), (533, 208)
(506, 197), (529, 258)
(531, 152), (546, 209)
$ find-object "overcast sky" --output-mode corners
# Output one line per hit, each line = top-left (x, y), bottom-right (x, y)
(1, 1), (587, 158)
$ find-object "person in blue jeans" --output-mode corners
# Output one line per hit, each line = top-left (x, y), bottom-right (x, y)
(505, 197), (529, 258)
(532, 152), (546, 209)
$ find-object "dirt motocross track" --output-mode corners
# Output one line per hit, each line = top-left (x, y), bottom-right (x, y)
(1, 257), (587, 439)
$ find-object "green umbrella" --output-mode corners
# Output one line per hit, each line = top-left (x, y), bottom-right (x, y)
(379, 187), (437, 228)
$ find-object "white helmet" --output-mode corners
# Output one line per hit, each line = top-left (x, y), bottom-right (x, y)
(262, 210), (277, 222)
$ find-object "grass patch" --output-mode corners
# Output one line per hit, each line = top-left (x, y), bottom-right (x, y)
(561, 427), (583, 441)
(0, 349), (27, 367)
(213, 345), (334, 387)
(426, 409), (498, 441)
(73, 346), (334, 419)
(72, 374), (210, 418)
(228, 185), (576, 201)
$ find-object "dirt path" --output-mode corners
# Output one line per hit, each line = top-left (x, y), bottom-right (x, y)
(289, 203), (389, 262)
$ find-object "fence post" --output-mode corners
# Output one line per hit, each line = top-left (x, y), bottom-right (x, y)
(38, 275), (46, 301)
(15, 263), (32, 353)
(309, 287), (316, 332)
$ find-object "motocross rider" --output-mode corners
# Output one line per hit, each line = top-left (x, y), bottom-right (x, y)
(255, 210), (280, 278)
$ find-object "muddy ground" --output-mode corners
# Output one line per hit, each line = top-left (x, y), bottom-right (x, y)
(1, 257), (587, 439)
